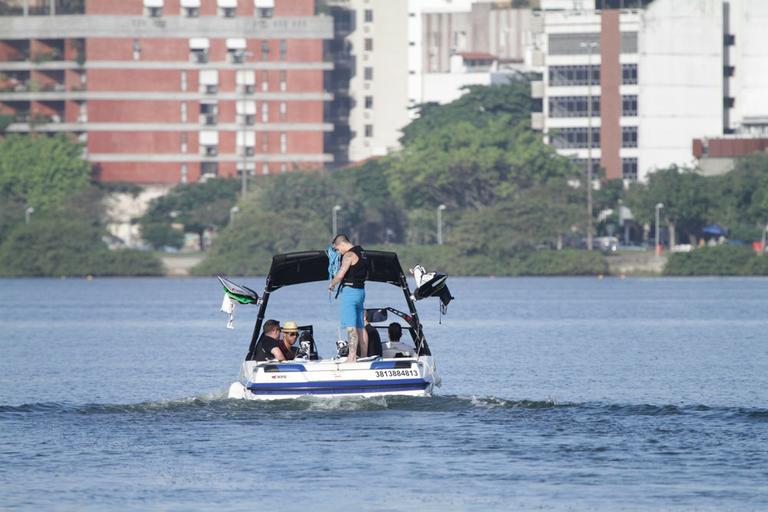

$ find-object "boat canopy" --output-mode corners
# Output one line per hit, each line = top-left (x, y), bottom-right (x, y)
(267, 250), (406, 291)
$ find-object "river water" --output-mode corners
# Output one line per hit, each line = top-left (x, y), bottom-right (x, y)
(1, 276), (767, 511)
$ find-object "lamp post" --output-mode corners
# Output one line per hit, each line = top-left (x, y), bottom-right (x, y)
(25, 206), (34, 224)
(332, 204), (341, 235)
(580, 40), (598, 251)
(655, 203), (664, 257)
(229, 205), (239, 225)
(761, 223), (768, 256)
(437, 204), (446, 245)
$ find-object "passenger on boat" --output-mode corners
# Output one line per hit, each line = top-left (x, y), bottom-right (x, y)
(328, 234), (369, 362)
(279, 320), (300, 360)
(384, 322), (414, 357)
(254, 319), (296, 361)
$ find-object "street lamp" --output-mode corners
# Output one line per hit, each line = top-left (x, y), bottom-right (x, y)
(655, 203), (664, 257)
(229, 205), (239, 225)
(25, 206), (34, 224)
(579, 40), (598, 251)
(332, 204), (342, 235)
(437, 204), (447, 245)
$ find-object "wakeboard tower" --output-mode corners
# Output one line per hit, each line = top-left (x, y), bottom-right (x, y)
(218, 250), (453, 400)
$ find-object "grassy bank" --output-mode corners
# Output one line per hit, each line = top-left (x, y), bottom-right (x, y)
(663, 245), (768, 276)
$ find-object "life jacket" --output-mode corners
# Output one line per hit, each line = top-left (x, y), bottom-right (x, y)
(343, 245), (368, 288)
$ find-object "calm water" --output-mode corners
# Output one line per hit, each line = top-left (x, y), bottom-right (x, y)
(1, 276), (767, 511)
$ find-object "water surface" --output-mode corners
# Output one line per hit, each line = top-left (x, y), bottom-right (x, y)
(1, 277), (767, 510)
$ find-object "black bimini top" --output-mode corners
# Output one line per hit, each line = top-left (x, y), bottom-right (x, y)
(266, 250), (405, 291)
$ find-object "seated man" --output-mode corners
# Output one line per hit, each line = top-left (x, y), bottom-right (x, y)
(254, 320), (299, 362)
(383, 322), (415, 357)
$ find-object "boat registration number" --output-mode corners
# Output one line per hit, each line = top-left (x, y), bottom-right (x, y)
(374, 369), (419, 378)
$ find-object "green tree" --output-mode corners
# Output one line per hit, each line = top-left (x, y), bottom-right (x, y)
(451, 183), (582, 256)
(625, 166), (712, 245)
(139, 178), (240, 250)
(387, 120), (575, 211)
(401, 80), (534, 145)
(192, 205), (328, 276)
(0, 133), (91, 212)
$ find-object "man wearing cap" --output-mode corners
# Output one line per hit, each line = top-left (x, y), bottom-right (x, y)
(253, 319), (299, 361)
(328, 234), (368, 362)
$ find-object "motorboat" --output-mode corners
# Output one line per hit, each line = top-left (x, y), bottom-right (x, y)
(218, 250), (453, 400)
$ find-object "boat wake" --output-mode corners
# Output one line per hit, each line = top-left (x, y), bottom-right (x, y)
(1, 395), (766, 421)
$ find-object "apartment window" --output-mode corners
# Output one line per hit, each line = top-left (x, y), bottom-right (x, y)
(261, 133), (269, 152)
(279, 102), (286, 120)
(180, 102), (188, 122)
(180, 164), (188, 184)
(364, 67), (373, 80)
(280, 133), (287, 153)
(622, 126), (638, 148)
(132, 39), (141, 60)
(218, 0), (237, 17)
(571, 158), (600, 176)
(236, 70), (256, 94)
(365, 124), (373, 137)
(622, 95), (638, 117)
(255, 0), (274, 18)
(364, 96), (373, 109)
(622, 158), (638, 181)
(189, 38), (210, 64)
(237, 131), (256, 156)
(621, 64), (638, 85)
(199, 70), (219, 94)
(261, 40), (270, 61)
(279, 40), (287, 61)
(180, 132), (188, 153)
(144, 0), (162, 18)
(364, 38), (373, 52)
(279, 70), (287, 91)
(199, 101), (218, 125)
(548, 96), (600, 118)
(549, 65), (599, 86)
(551, 127), (600, 149)
(180, 71), (187, 91)
(181, 1), (200, 16)
(280, 163), (287, 173)
(364, 9), (373, 22)
(261, 71), (269, 91)
(237, 162), (255, 178)
(262, 102), (269, 122)
(201, 162), (219, 176)
(237, 100), (256, 125)
(262, 163), (270, 175)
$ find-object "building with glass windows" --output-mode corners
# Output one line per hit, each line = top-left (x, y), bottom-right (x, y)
(0, 0), (333, 184)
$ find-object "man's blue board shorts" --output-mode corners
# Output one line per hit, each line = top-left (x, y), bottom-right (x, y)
(339, 286), (365, 328)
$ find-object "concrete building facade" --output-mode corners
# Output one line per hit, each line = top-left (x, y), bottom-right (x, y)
(0, 0), (334, 184)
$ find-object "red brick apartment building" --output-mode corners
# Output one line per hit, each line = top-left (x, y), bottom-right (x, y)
(0, 0), (333, 183)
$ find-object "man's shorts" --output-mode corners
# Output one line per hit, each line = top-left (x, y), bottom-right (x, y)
(339, 286), (365, 328)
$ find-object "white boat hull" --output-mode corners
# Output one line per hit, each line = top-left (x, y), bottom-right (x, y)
(228, 356), (440, 401)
